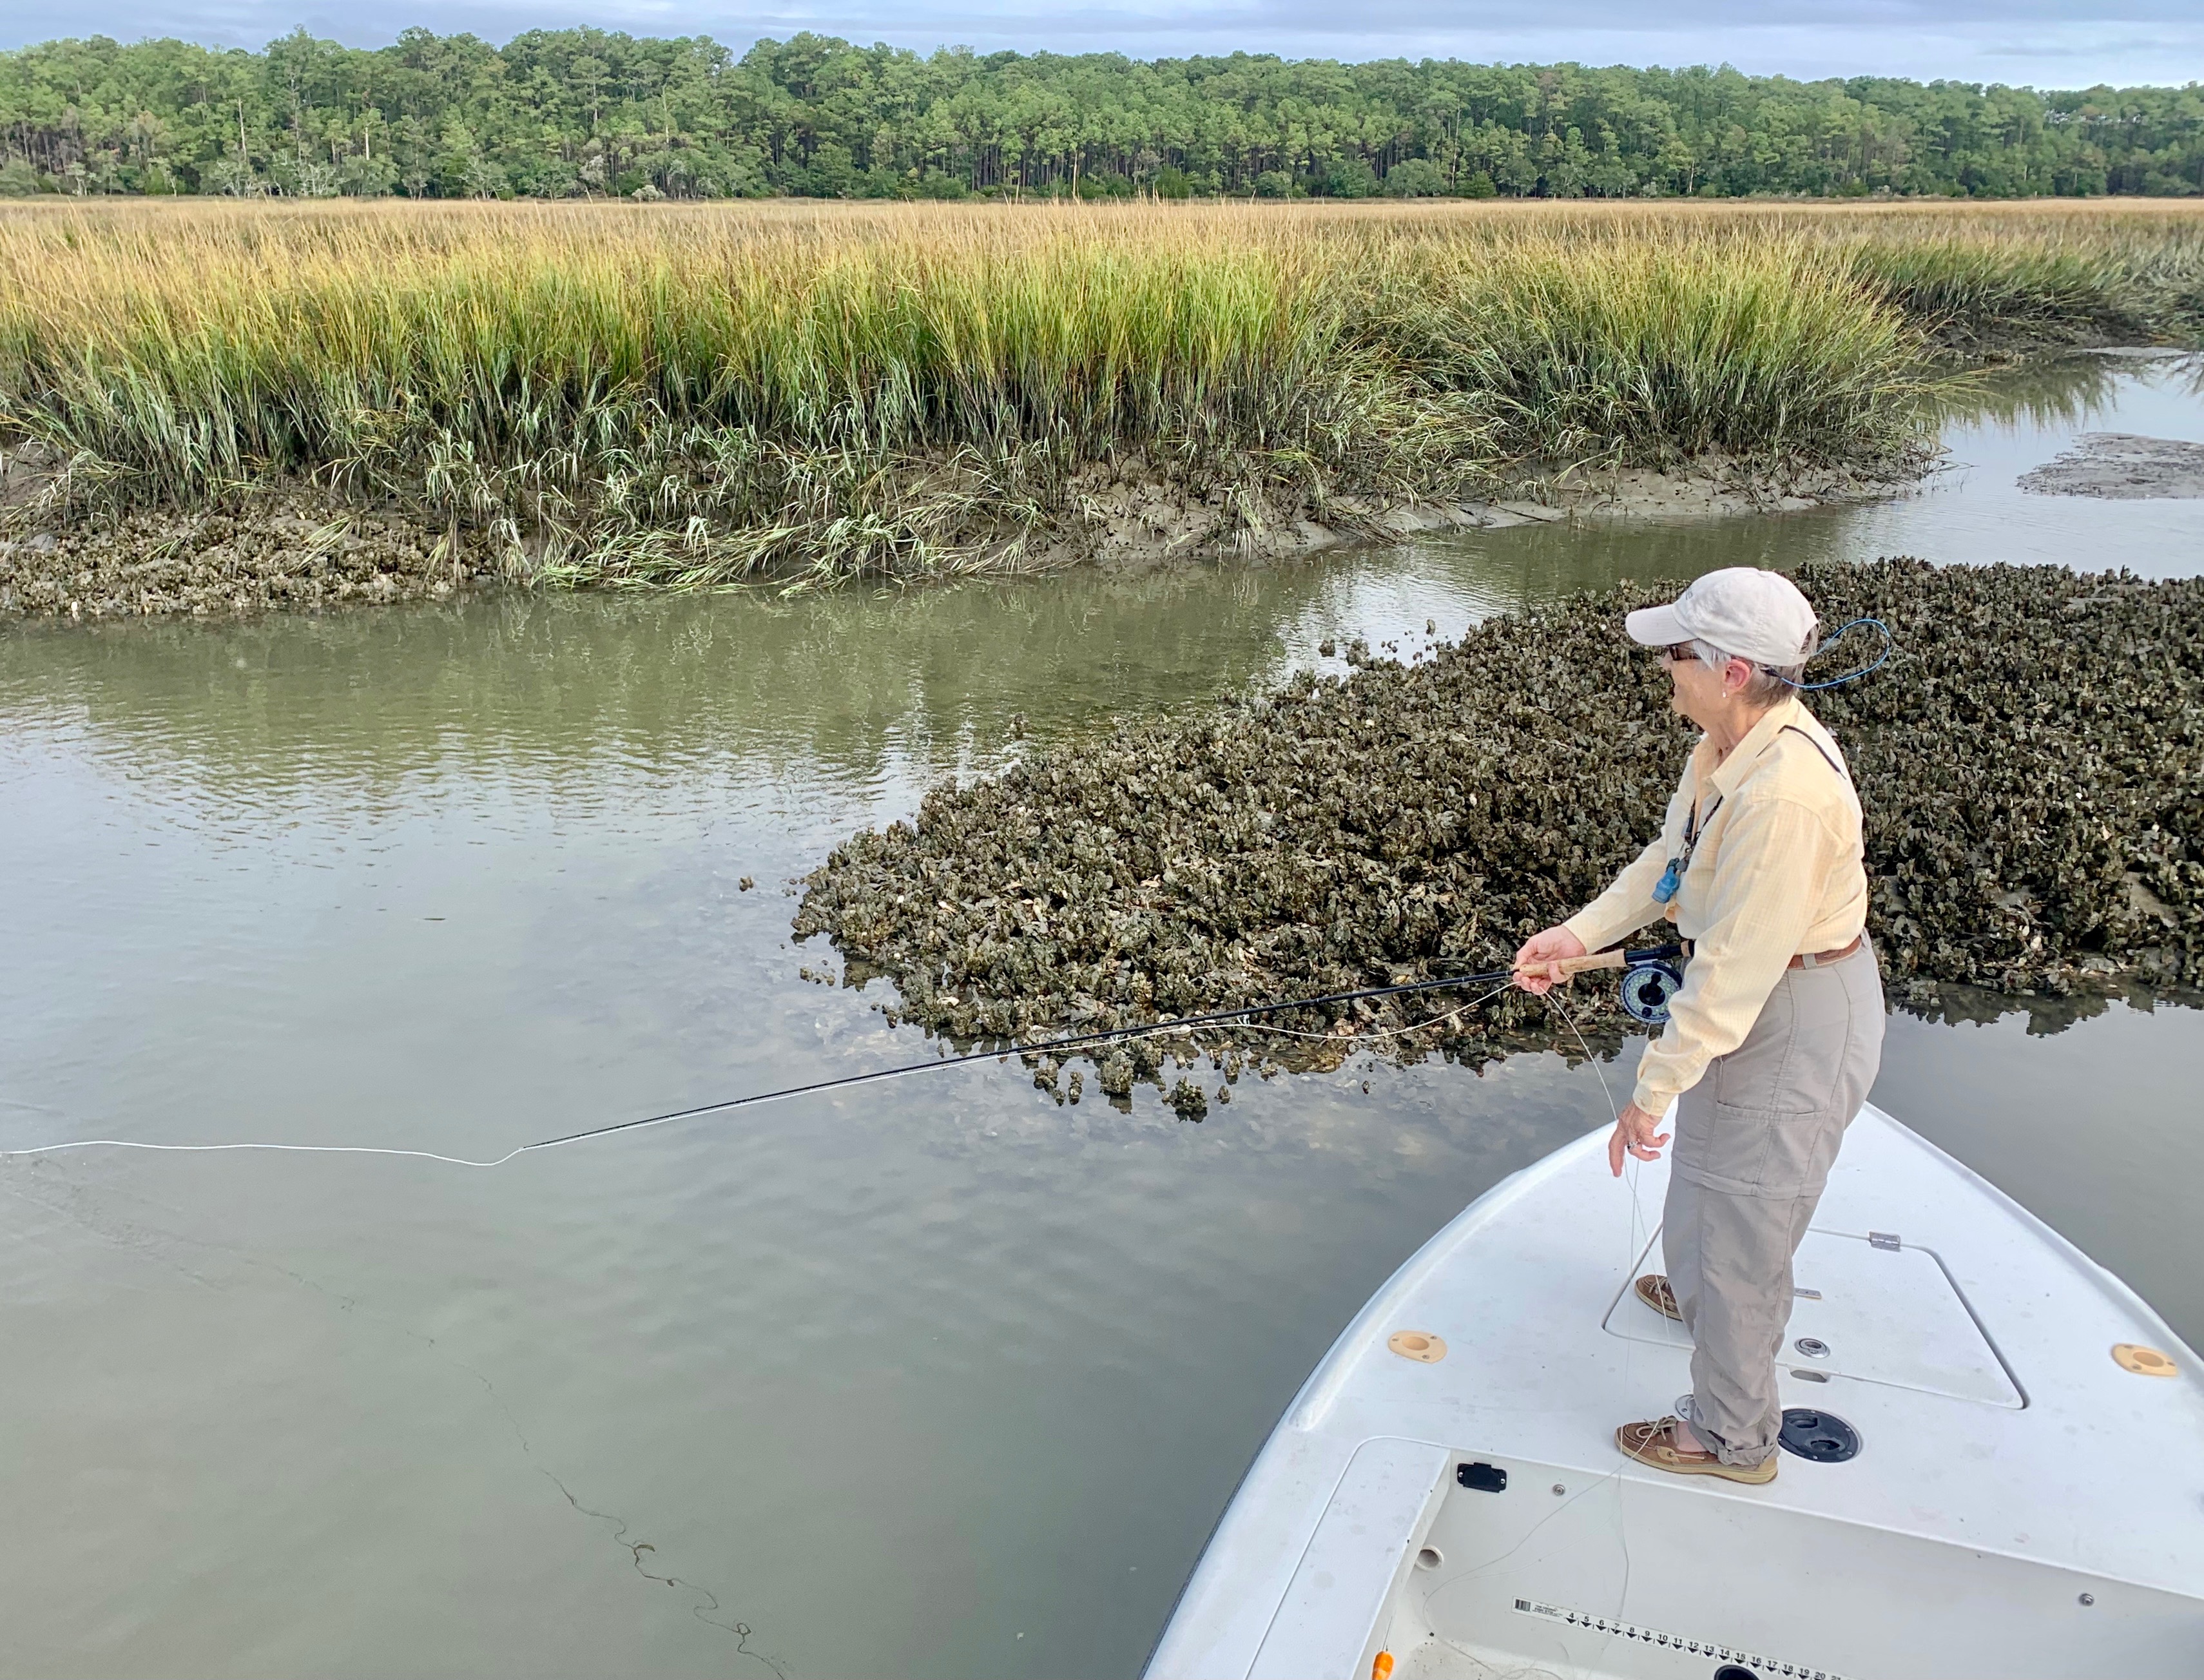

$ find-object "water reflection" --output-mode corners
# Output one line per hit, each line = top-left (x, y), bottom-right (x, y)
(0, 543), (1704, 838)
(1901, 977), (2201, 1038)
(1931, 352), (2121, 431)
(1924, 348), (2204, 433)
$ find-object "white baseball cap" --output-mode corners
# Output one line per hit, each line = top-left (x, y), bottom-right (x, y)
(1624, 568), (1820, 668)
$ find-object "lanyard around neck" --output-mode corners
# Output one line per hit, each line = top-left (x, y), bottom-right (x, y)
(1655, 724), (1843, 906)
(1654, 790), (1720, 906)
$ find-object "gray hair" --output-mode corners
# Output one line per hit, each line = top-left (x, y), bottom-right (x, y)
(1688, 638), (1807, 706)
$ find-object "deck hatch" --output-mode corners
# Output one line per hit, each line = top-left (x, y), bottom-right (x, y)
(1605, 1228), (2022, 1407)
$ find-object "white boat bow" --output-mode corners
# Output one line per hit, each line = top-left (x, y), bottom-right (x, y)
(1146, 1103), (2203, 1680)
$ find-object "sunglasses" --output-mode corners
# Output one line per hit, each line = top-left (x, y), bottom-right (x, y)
(1657, 642), (1697, 664)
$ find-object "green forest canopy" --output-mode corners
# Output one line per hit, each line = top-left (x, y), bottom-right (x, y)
(3, 28), (2201, 202)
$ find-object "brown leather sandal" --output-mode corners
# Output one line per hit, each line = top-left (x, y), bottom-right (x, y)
(1616, 1416), (1777, 1484)
(1634, 1273), (1683, 1322)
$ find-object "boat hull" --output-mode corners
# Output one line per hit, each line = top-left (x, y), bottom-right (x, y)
(1147, 1105), (2204, 1680)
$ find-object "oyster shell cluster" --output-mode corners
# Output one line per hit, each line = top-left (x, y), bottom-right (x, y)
(796, 558), (2201, 1100)
(0, 504), (481, 618)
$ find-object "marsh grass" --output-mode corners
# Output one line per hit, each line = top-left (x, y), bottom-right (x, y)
(2, 198), (2199, 587)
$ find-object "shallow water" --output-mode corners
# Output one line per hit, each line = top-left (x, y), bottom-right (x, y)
(1, 352), (2199, 1679)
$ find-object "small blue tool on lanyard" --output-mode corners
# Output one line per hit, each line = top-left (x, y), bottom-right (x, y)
(1652, 793), (1722, 906)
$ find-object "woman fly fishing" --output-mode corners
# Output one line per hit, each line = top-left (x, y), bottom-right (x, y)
(1514, 566), (1884, 1486)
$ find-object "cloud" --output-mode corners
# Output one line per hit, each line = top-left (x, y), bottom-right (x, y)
(5, 0), (2201, 86)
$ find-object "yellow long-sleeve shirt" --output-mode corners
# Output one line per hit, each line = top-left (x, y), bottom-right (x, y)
(1562, 695), (1868, 1114)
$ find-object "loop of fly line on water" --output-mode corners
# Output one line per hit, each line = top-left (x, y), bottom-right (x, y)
(0, 947), (1685, 1171)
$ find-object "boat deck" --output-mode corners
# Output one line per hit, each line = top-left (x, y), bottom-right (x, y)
(1148, 1105), (2204, 1679)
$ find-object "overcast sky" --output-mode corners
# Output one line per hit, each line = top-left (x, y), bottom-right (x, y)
(1, 0), (2199, 90)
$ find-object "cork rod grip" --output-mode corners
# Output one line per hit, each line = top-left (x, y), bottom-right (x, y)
(1517, 948), (1629, 981)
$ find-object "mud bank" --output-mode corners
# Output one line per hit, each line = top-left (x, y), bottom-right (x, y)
(0, 455), (1898, 620)
(1064, 455), (1895, 565)
(796, 559), (2202, 1108)
(2020, 433), (2204, 500)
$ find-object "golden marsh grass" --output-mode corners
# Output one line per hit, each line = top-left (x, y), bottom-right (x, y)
(1, 198), (2198, 584)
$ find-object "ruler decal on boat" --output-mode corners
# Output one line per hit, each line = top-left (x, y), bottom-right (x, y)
(1513, 1597), (1848, 1679)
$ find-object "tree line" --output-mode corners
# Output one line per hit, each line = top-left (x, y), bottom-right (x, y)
(3, 28), (2201, 202)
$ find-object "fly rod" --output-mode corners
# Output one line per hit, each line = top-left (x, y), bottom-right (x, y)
(1, 944), (1685, 1170)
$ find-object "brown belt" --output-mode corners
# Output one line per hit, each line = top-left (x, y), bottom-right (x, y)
(1788, 936), (1863, 969)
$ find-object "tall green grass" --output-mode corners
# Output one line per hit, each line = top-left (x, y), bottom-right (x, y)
(0, 200), (2193, 585)
(1371, 236), (1924, 469)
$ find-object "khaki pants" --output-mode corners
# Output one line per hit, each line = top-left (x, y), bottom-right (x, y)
(1662, 941), (1885, 1465)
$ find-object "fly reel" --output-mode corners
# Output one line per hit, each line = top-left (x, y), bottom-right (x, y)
(1618, 958), (1685, 1026)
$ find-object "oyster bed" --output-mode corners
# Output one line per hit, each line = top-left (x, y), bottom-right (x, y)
(0, 503), (479, 617)
(796, 559), (2202, 1107)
